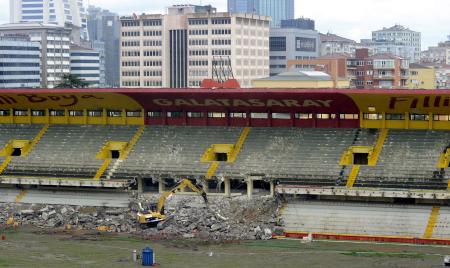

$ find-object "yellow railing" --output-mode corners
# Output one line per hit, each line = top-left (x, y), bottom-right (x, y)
(93, 159), (111, 180)
(346, 165), (360, 188)
(368, 129), (388, 166)
(14, 190), (28, 203)
(120, 126), (145, 160)
(228, 127), (250, 162)
(0, 156), (12, 174)
(22, 124), (49, 156)
(424, 206), (440, 238)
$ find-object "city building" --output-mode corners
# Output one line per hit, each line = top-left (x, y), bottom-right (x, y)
(70, 45), (100, 87)
(286, 54), (349, 87)
(269, 27), (319, 75)
(368, 25), (421, 63)
(0, 23), (71, 88)
(447, 48), (450, 65)
(408, 63), (436, 89)
(0, 35), (41, 88)
(9, 0), (88, 41)
(87, 5), (120, 87)
(347, 48), (409, 89)
(119, 5), (270, 88)
(281, 18), (315, 30)
(319, 33), (356, 56)
(227, 0), (294, 27)
(252, 70), (350, 88)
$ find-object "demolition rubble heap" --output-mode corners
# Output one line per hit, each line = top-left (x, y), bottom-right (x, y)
(0, 196), (280, 240)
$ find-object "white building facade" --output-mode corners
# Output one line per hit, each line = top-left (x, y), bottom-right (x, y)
(371, 25), (421, 63)
(70, 46), (100, 87)
(269, 28), (319, 75)
(10, 0), (88, 40)
(119, 5), (270, 88)
(0, 23), (71, 88)
(0, 36), (41, 88)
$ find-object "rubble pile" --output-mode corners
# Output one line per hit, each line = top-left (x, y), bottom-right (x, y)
(136, 196), (279, 240)
(0, 195), (280, 241)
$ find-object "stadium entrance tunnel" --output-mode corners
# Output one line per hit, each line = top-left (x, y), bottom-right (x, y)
(96, 141), (128, 159)
(0, 140), (31, 157)
(340, 146), (373, 166)
(201, 144), (235, 163)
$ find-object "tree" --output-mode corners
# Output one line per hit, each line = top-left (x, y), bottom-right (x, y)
(55, 74), (89, 88)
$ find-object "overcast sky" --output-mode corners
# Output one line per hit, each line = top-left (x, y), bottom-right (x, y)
(1, 0), (448, 48)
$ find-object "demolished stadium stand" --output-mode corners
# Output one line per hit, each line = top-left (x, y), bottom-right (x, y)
(1, 87), (450, 244)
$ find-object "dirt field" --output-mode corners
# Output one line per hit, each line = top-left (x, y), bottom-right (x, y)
(0, 228), (448, 268)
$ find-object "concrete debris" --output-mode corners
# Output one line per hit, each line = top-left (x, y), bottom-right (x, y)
(0, 195), (280, 241)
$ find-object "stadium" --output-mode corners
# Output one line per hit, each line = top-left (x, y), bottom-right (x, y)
(1, 87), (450, 247)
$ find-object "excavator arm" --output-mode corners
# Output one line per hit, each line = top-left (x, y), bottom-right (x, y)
(155, 179), (208, 215)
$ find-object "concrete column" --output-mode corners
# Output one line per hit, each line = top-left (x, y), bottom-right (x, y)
(247, 178), (253, 199)
(137, 178), (144, 193)
(158, 178), (165, 193)
(269, 180), (275, 197)
(224, 178), (231, 197)
(203, 181), (209, 193)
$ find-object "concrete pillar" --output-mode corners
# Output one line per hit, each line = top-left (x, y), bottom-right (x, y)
(269, 180), (275, 197)
(224, 178), (231, 197)
(247, 178), (253, 199)
(203, 181), (209, 193)
(137, 178), (144, 193)
(158, 178), (165, 193)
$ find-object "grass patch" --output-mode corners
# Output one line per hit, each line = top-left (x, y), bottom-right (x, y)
(0, 259), (9, 267)
(342, 251), (426, 259)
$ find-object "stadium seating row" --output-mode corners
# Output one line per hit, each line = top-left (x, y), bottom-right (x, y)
(0, 124), (448, 190)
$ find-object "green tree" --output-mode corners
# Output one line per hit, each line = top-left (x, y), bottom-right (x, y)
(55, 74), (89, 88)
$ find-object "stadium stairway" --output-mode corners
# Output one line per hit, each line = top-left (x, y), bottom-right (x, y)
(98, 125), (146, 180)
(281, 200), (450, 244)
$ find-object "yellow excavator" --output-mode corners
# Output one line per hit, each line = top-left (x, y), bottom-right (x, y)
(137, 179), (208, 226)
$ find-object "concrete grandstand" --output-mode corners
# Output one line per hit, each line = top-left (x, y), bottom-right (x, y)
(1, 88), (450, 244)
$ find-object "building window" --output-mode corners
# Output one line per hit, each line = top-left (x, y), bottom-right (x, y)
(126, 110), (141, 117)
(363, 113), (383, 120)
(107, 110), (122, 117)
(188, 18), (208, 25)
(316, 114), (336, 119)
(229, 112), (246, 118)
(386, 113), (404, 120)
(211, 18), (231, 24)
(250, 113), (268, 119)
(272, 113), (291, 119)
(30, 110), (44, 116)
(269, 37), (286, 51)
(0, 110), (10, 116)
(208, 112), (226, 118)
(14, 110), (28, 116)
(187, 112), (203, 118)
(295, 113), (313, 119)
(339, 114), (359, 120)
(49, 110), (65, 116)
(167, 112), (182, 118)
(69, 110), (83, 116)
(147, 111), (162, 117)
(410, 114), (429, 121)
(88, 110), (102, 117)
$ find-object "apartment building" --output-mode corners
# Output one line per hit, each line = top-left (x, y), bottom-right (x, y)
(70, 45), (100, 87)
(0, 36), (41, 88)
(347, 48), (409, 89)
(10, 0), (88, 41)
(0, 23), (71, 88)
(119, 5), (270, 88)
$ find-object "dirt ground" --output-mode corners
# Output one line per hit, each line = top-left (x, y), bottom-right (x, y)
(0, 228), (449, 268)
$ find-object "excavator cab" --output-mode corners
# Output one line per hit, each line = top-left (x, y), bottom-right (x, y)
(137, 179), (207, 226)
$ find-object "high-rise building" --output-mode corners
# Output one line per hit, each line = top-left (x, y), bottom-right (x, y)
(0, 23), (71, 88)
(347, 48), (409, 89)
(70, 45), (100, 87)
(369, 25), (421, 63)
(119, 5), (270, 88)
(319, 33), (356, 56)
(0, 35), (41, 88)
(269, 28), (319, 75)
(87, 6), (120, 87)
(281, 18), (315, 30)
(227, 0), (256, 14)
(9, 0), (88, 41)
(228, 0), (294, 27)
